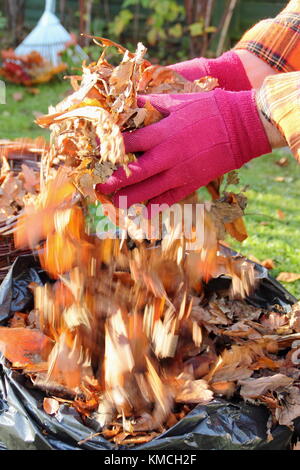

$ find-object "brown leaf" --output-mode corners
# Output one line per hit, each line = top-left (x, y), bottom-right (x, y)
(143, 100), (163, 126)
(276, 272), (300, 283)
(0, 327), (53, 366)
(8, 312), (28, 328)
(226, 171), (240, 186)
(290, 303), (300, 332)
(210, 194), (248, 242)
(194, 76), (219, 92)
(207, 340), (277, 383)
(250, 356), (280, 371)
(43, 397), (60, 415)
(275, 157), (289, 167)
(274, 176), (286, 182)
(21, 164), (39, 192)
(260, 312), (288, 331)
(224, 217), (248, 242)
(262, 259), (275, 270)
(101, 426), (122, 439)
(115, 433), (160, 445)
(210, 381), (235, 398)
(239, 374), (294, 399)
(26, 87), (40, 95)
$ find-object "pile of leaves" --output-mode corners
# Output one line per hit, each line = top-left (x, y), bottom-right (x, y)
(1, 271), (300, 445)
(0, 49), (66, 85)
(0, 38), (298, 447)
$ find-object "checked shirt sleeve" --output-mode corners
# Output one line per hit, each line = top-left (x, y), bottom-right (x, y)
(256, 71), (300, 161)
(235, 0), (300, 73)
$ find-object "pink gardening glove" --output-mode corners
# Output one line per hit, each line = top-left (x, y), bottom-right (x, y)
(168, 51), (252, 91)
(97, 89), (271, 218)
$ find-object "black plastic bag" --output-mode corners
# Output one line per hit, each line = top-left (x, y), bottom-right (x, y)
(0, 254), (297, 450)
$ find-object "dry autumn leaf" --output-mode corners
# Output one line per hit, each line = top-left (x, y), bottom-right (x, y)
(275, 157), (289, 167)
(0, 327), (54, 366)
(276, 272), (300, 283)
(43, 397), (60, 416)
(262, 259), (275, 270)
(274, 176), (286, 182)
(239, 374), (294, 399)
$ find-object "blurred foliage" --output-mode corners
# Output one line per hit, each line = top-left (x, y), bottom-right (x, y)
(89, 0), (192, 64)
(87, 0), (221, 64)
(60, 0), (191, 71)
(0, 11), (7, 31)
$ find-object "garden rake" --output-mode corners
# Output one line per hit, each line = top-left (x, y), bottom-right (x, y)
(15, 0), (86, 66)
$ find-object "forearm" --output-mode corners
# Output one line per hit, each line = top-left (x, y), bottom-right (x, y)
(235, 50), (278, 90)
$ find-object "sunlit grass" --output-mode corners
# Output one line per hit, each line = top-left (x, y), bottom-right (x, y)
(0, 79), (70, 139)
(219, 150), (300, 299)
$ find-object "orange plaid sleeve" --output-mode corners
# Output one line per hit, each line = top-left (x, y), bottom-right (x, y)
(256, 71), (300, 161)
(235, 1), (300, 73)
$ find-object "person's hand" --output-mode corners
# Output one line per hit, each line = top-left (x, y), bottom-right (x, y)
(97, 89), (271, 217)
(168, 51), (252, 92)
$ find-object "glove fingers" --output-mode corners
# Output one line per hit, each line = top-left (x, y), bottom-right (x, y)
(112, 168), (182, 208)
(146, 184), (200, 219)
(97, 143), (178, 194)
(123, 116), (171, 153)
(124, 93), (212, 153)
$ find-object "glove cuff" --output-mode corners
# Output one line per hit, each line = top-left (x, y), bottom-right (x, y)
(214, 88), (272, 168)
(206, 51), (252, 91)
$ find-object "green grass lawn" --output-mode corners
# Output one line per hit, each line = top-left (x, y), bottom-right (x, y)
(0, 79), (70, 140)
(1, 80), (300, 299)
(88, 153), (300, 300)
(214, 150), (300, 299)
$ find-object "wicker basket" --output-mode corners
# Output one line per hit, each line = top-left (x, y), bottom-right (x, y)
(0, 138), (48, 280)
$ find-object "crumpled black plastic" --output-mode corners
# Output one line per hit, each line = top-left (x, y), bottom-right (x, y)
(0, 254), (297, 450)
